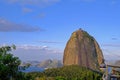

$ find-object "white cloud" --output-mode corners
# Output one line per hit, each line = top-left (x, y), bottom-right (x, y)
(17, 45), (49, 50)
(16, 44), (62, 53)
(37, 40), (62, 44)
(1, 0), (60, 15)
(110, 0), (117, 5)
(4, 0), (60, 7)
(22, 7), (33, 13)
(102, 43), (120, 47)
(0, 18), (43, 32)
(102, 48), (120, 62)
(34, 13), (46, 19)
(12, 44), (63, 61)
(72, 0), (95, 2)
(101, 43), (120, 62)
(80, 0), (95, 2)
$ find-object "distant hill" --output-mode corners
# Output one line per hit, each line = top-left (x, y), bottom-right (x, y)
(112, 60), (120, 71)
(21, 59), (63, 69)
(21, 61), (40, 66)
(115, 60), (120, 66)
(37, 59), (63, 68)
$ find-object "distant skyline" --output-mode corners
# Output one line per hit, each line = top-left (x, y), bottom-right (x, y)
(0, 0), (120, 61)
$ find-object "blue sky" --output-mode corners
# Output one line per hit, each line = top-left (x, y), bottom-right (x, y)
(0, 0), (120, 62)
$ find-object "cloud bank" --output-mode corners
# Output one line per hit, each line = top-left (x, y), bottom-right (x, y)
(38, 40), (62, 44)
(13, 44), (63, 61)
(102, 43), (120, 47)
(0, 18), (42, 32)
(102, 48), (120, 61)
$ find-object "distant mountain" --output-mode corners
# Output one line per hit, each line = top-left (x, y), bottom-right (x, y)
(115, 60), (120, 66)
(63, 29), (104, 70)
(21, 59), (63, 69)
(37, 59), (63, 68)
(21, 61), (40, 66)
(112, 60), (120, 71)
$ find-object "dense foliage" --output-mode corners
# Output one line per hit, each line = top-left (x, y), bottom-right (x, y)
(0, 45), (30, 80)
(27, 65), (102, 80)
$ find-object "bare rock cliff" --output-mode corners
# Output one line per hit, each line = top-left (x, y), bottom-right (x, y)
(63, 29), (104, 70)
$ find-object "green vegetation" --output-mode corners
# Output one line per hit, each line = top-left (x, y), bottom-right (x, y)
(0, 45), (102, 80)
(26, 65), (102, 80)
(0, 45), (30, 80)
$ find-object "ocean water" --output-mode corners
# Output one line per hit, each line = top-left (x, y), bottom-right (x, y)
(108, 67), (112, 73)
(21, 66), (44, 73)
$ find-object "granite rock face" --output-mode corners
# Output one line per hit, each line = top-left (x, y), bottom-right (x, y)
(63, 29), (104, 70)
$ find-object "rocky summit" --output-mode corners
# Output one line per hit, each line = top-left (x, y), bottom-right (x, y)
(63, 29), (104, 70)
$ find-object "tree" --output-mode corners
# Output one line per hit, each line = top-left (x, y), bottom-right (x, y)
(0, 45), (22, 80)
(43, 65), (102, 80)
